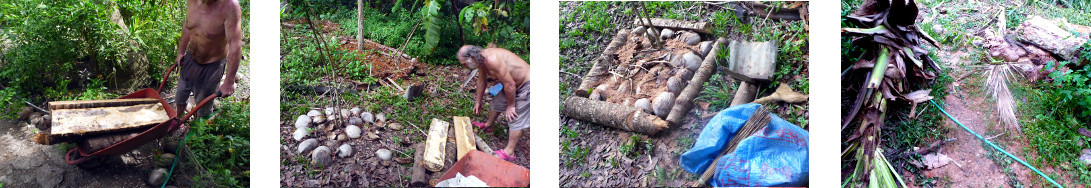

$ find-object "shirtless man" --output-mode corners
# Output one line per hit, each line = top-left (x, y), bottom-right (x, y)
(173, 0), (242, 118)
(457, 45), (529, 161)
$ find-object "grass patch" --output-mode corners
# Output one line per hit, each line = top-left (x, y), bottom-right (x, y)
(187, 98), (250, 187)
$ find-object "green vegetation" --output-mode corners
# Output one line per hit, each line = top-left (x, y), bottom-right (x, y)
(1019, 44), (1091, 186)
(560, 126), (589, 167)
(187, 99), (251, 187)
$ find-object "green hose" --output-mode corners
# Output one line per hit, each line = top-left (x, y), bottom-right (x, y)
(161, 130), (191, 188)
(930, 100), (1064, 188)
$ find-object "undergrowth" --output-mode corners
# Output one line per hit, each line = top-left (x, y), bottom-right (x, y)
(187, 99), (251, 187)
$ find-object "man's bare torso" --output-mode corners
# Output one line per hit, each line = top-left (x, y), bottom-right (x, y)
(482, 48), (529, 86)
(184, 0), (236, 64)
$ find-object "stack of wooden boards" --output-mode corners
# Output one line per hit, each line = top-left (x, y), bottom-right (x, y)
(413, 116), (499, 186)
(32, 98), (170, 145)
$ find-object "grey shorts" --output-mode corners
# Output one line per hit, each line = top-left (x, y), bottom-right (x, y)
(174, 51), (224, 117)
(490, 81), (530, 131)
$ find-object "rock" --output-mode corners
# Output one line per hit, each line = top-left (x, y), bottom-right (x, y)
(622, 99), (632, 106)
(616, 82), (631, 95)
(922, 153), (952, 169)
(388, 122), (403, 130)
(311, 146), (333, 166)
(340, 109), (352, 119)
(660, 28), (674, 39)
(297, 139), (319, 154)
(348, 117), (363, 126)
(590, 84), (609, 101)
(147, 168), (169, 186)
(346, 125), (362, 138)
(677, 69), (694, 80)
(164, 139), (180, 153)
(337, 133), (348, 142)
(17, 106), (32, 121)
(36, 115), (50, 130)
(360, 112), (375, 124)
(652, 92), (675, 117)
(931, 24), (945, 36)
(156, 153), (176, 167)
(1078, 128), (1091, 138)
(307, 109), (323, 117)
(699, 41), (714, 57)
(376, 113), (386, 123)
(312, 115), (326, 124)
(631, 26), (647, 36)
(293, 128), (310, 141)
(366, 132), (380, 141)
(324, 107), (336, 117)
(667, 77), (684, 94)
(29, 113), (41, 126)
(683, 52), (702, 71)
(1079, 149), (1091, 165)
(681, 32), (701, 45)
(376, 149), (393, 160)
(634, 98), (653, 114)
(295, 115), (312, 129)
(350, 107), (362, 116)
(338, 144), (353, 158)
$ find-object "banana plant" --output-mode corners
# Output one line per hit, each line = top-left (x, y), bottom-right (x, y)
(841, 0), (939, 187)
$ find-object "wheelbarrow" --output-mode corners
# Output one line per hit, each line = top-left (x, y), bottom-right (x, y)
(29, 63), (221, 165)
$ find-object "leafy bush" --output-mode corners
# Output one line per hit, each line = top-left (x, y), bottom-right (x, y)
(187, 99), (250, 187)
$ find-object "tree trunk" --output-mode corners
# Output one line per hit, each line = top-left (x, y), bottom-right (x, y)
(409, 142), (429, 187)
(630, 18), (713, 34)
(665, 38), (727, 125)
(561, 96), (668, 135)
(106, 0), (151, 90)
(576, 29), (629, 96)
(358, 0), (366, 50)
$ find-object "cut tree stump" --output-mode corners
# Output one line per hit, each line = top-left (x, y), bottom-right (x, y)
(631, 18), (713, 34)
(423, 118), (450, 172)
(666, 38), (728, 125)
(561, 96), (668, 135)
(34, 100), (169, 145)
(452, 116), (477, 161)
(1018, 16), (1089, 62)
(410, 142), (429, 187)
(576, 29), (630, 96)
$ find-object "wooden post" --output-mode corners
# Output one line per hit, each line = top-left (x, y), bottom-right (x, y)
(576, 29), (630, 96)
(422, 118), (450, 172)
(561, 96), (668, 135)
(409, 143), (429, 187)
(357, 0), (365, 51)
(666, 38), (727, 125)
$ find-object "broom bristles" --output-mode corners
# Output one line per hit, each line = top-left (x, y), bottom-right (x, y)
(985, 64), (1021, 131)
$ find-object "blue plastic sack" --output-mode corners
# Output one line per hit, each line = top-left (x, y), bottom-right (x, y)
(680, 103), (809, 186)
(488, 83), (503, 96)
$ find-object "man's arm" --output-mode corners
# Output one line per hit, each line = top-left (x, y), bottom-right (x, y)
(473, 68), (488, 114)
(218, 2), (243, 97)
(175, 11), (191, 64)
(498, 66), (518, 121)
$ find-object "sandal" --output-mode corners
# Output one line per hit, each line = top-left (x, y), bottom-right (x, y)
(472, 121), (492, 132)
(495, 150), (515, 161)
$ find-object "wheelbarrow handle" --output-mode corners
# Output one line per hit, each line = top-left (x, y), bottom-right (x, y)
(157, 63), (179, 93)
(180, 91), (222, 121)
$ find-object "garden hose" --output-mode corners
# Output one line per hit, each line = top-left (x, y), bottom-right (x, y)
(930, 100), (1063, 188)
(161, 130), (191, 188)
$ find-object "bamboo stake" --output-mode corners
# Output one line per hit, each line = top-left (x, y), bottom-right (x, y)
(691, 107), (771, 186)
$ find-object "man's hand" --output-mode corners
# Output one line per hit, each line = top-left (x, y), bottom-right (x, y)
(175, 53), (185, 65)
(504, 106), (518, 122)
(473, 101), (482, 115)
(218, 81), (235, 97)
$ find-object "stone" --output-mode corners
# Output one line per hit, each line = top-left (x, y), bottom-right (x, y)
(376, 149), (393, 160)
(297, 139), (318, 154)
(388, 122), (403, 130)
(1080, 148), (1091, 165)
(634, 98), (653, 114)
(36, 115), (50, 130)
(681, 32), (701, 45)
(653, 92), (675, 117)
(338, 144), (353, 158)
(307, 109), (323, 117)
(660, 28), (674, 39)
(312, 115), (326, 124)
(346, 125), (362, 138)
(348, 117), (363, 126)
(590, 84), (609, 101)
(683, 52), (702, 71)
(147, 168), (169, 186)
(631, 26), (646, 36)
(337, 133), (348, 142)
(324, 107), (336, 117)
(293, 128), (310, 141)
(931, 24), (946, 36)
(350, 107), (362, 116)
(360, 112), (375, 124)
(922, 153), (952, 169)
(340, 109), (352, 119)
(667, 77), (684, 94)
(677, 68), (694, 80)
(699, 41), (714, 57)
(157, 153), (176, 167)
(311, 146), (333, 166)
(17, 106), (32, 121)
(29, 113), (41, 126)
(295, 115), (311, 129)
(376, 113), (386, 123)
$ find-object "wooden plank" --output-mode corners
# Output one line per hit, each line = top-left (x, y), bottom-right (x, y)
(34, 103), (169, 145)
(423, 118), (450, 172)
(727, 40), (778, 81)
(48, 98), (160, 111)
(452, 116), (477, 161)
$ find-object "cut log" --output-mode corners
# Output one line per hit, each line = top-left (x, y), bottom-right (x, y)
(48, 98), (160, 111)
(423, 118), (450, 172)
(452, 116), (477, 161)
(730, 82), (758, 107)
(1017, 16), (1089, 62)
(631, 18), (712, 34)
(561, 97), (668, 135)
(474, 135), (494, 155)
(576, 29), (630, 96)
(34, 102), (169, 145)
(410, 143), (429, 187)
(666, 38), (727, 125)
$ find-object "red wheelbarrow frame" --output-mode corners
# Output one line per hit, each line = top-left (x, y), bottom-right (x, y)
(65, 63), (220, 165)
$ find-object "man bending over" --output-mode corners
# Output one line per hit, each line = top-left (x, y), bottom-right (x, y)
(457, 45), (529, 161)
